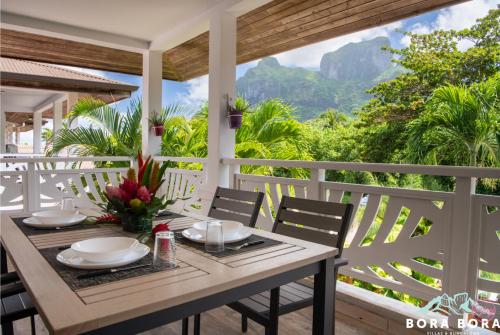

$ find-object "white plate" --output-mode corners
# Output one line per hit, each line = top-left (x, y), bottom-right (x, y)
(71, 237), (139, 263)
(182, 227), (252, 244)
(23, 214), (87, 228)
(57, 243), (150, 269)
(32, 210), (80, 224)
(193, 220), (244, 236)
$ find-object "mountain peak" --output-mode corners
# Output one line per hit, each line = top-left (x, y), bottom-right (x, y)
(258, 57), (281, 67)
(320, 36), (392, 81)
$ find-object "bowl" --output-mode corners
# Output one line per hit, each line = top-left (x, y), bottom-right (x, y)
(32, 209), (80, 224)
(193, 220), (244, 238)
(71, 237), (139, 263)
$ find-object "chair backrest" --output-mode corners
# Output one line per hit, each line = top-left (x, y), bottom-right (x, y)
(273, 196), (353, 256)
(208, 187), (265, 227)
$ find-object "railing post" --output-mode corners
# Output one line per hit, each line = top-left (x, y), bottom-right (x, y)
(228, 163), (240, 189)
(26, 161), (39, 212)
(444, 176), (476, 327)
(307, 168), (325, 200)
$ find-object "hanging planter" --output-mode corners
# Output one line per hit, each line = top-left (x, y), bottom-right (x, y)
(152, 125), (164, 136)
(226, 94), (246, 129)
(149, 110), (165, 136)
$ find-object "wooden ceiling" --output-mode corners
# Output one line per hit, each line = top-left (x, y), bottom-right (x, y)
(0, 0), (465, 82)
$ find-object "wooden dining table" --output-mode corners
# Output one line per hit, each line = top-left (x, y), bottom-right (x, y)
(1, 210), (338, 335)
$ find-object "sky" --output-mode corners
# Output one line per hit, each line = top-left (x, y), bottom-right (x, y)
(21, 0), (499, 145)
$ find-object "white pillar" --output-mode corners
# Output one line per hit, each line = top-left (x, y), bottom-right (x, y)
(141, 50), (163, 156)
(15, 131), (20, 145)
(206, 10), (237, 191)
(53, 99), (63, 133)
(0, 111), (5, 153)
(33, 111), (42, 154)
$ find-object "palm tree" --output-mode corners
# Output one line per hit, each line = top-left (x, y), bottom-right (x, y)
(407, 75), (499, 167)
(51, 98), (142, 162)
(185, 98), (312, 177)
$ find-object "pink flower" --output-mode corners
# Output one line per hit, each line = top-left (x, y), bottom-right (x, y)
(137, 186), (152, 204)
(120, 178), (138, 198)
(105, 185), (121, 200)
(119, 189), (133, 205)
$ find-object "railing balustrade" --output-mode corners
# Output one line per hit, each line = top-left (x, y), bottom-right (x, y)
(0, 156), (206, 213)
(223, 158), (500, 317)
(1, 155), (498, 317)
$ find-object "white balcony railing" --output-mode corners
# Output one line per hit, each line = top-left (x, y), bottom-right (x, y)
(1, 156), (499, 318)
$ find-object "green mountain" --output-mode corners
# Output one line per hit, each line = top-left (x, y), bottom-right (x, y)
(236, 37), (401, 120)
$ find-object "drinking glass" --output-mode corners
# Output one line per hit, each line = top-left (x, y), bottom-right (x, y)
(205, 221), (224, 253)
(153, 231), (177, 268)
(61, 197), (76, 211)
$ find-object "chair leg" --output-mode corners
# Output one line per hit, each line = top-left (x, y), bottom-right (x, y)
(30, 315), (36, 335)
(267, 287), (280, 335)
(1, 244), (8, 274)
(194, 313), (201, 335)
(241, 315), (248, 333)
(2, 321), (14, 335)
(182, 317), (189, 335)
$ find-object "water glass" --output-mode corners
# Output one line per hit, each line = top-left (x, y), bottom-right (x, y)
(205, 221), (224, 253)
(153, 231), (177, 268)
(61, 197), (76, 211)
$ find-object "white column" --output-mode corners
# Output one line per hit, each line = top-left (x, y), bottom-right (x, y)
(206, 10), (237, 191)
(53, 99), (63, 133)
(15, 131), (20, 145)
(141, 50), (163, 156)
(0, 111), (5, 153)
(33, 111), (42, 154)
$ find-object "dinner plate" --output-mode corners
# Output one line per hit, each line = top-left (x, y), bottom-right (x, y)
(182, 227), (252, 244)
(23, 214), (87, 228)
(57, 243), (150, 269)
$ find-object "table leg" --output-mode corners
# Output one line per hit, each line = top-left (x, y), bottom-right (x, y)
(313, 258), (335, 335)
(267, 287), (280, 335)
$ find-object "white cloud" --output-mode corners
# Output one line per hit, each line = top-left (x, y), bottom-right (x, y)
(401, 0), (498, 48)
(273, 20), (403, 68)
(177, 75), (208, 108)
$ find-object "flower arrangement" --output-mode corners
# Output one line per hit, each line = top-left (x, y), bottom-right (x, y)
(99, 153), (174, 234)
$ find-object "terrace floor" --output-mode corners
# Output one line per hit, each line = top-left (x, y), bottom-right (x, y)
(14, 305), (375, 335)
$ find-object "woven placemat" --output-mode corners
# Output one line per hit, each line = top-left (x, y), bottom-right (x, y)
(174, 232), (282, 258)
(39, 246), (175, 291)
(12, 217), (97, 237)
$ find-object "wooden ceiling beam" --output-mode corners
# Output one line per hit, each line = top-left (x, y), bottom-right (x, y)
(1, 0), (467, 82)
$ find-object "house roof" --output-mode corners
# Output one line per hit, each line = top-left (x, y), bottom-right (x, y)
(0, 0), (465, 82)
(0, 57), (138, 94)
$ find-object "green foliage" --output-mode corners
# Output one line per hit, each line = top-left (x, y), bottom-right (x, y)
(358, 8), (500, 164)
(407, 75), (499, 167)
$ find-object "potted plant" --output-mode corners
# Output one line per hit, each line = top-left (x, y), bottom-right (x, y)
(226, 95), (247, 129)
(98, 152), (175, 234)
(149, 111), (165, 136)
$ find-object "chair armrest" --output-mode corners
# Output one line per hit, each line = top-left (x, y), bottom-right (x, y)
(334, 257), (348, 268)
(0, 271), (20, 285)
(1, 281), (25, 298)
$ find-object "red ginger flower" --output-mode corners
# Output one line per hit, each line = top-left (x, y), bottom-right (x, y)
(137, 186), (152, 204)
(120, 178), (138, 197)
(152, 223), (170, 236)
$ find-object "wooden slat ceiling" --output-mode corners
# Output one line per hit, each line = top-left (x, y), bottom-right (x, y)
(0, 0), (465, 82)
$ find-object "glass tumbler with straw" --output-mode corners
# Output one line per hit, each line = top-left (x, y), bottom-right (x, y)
(205, 221), (224, 253)
(153, 231), (177, 268)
